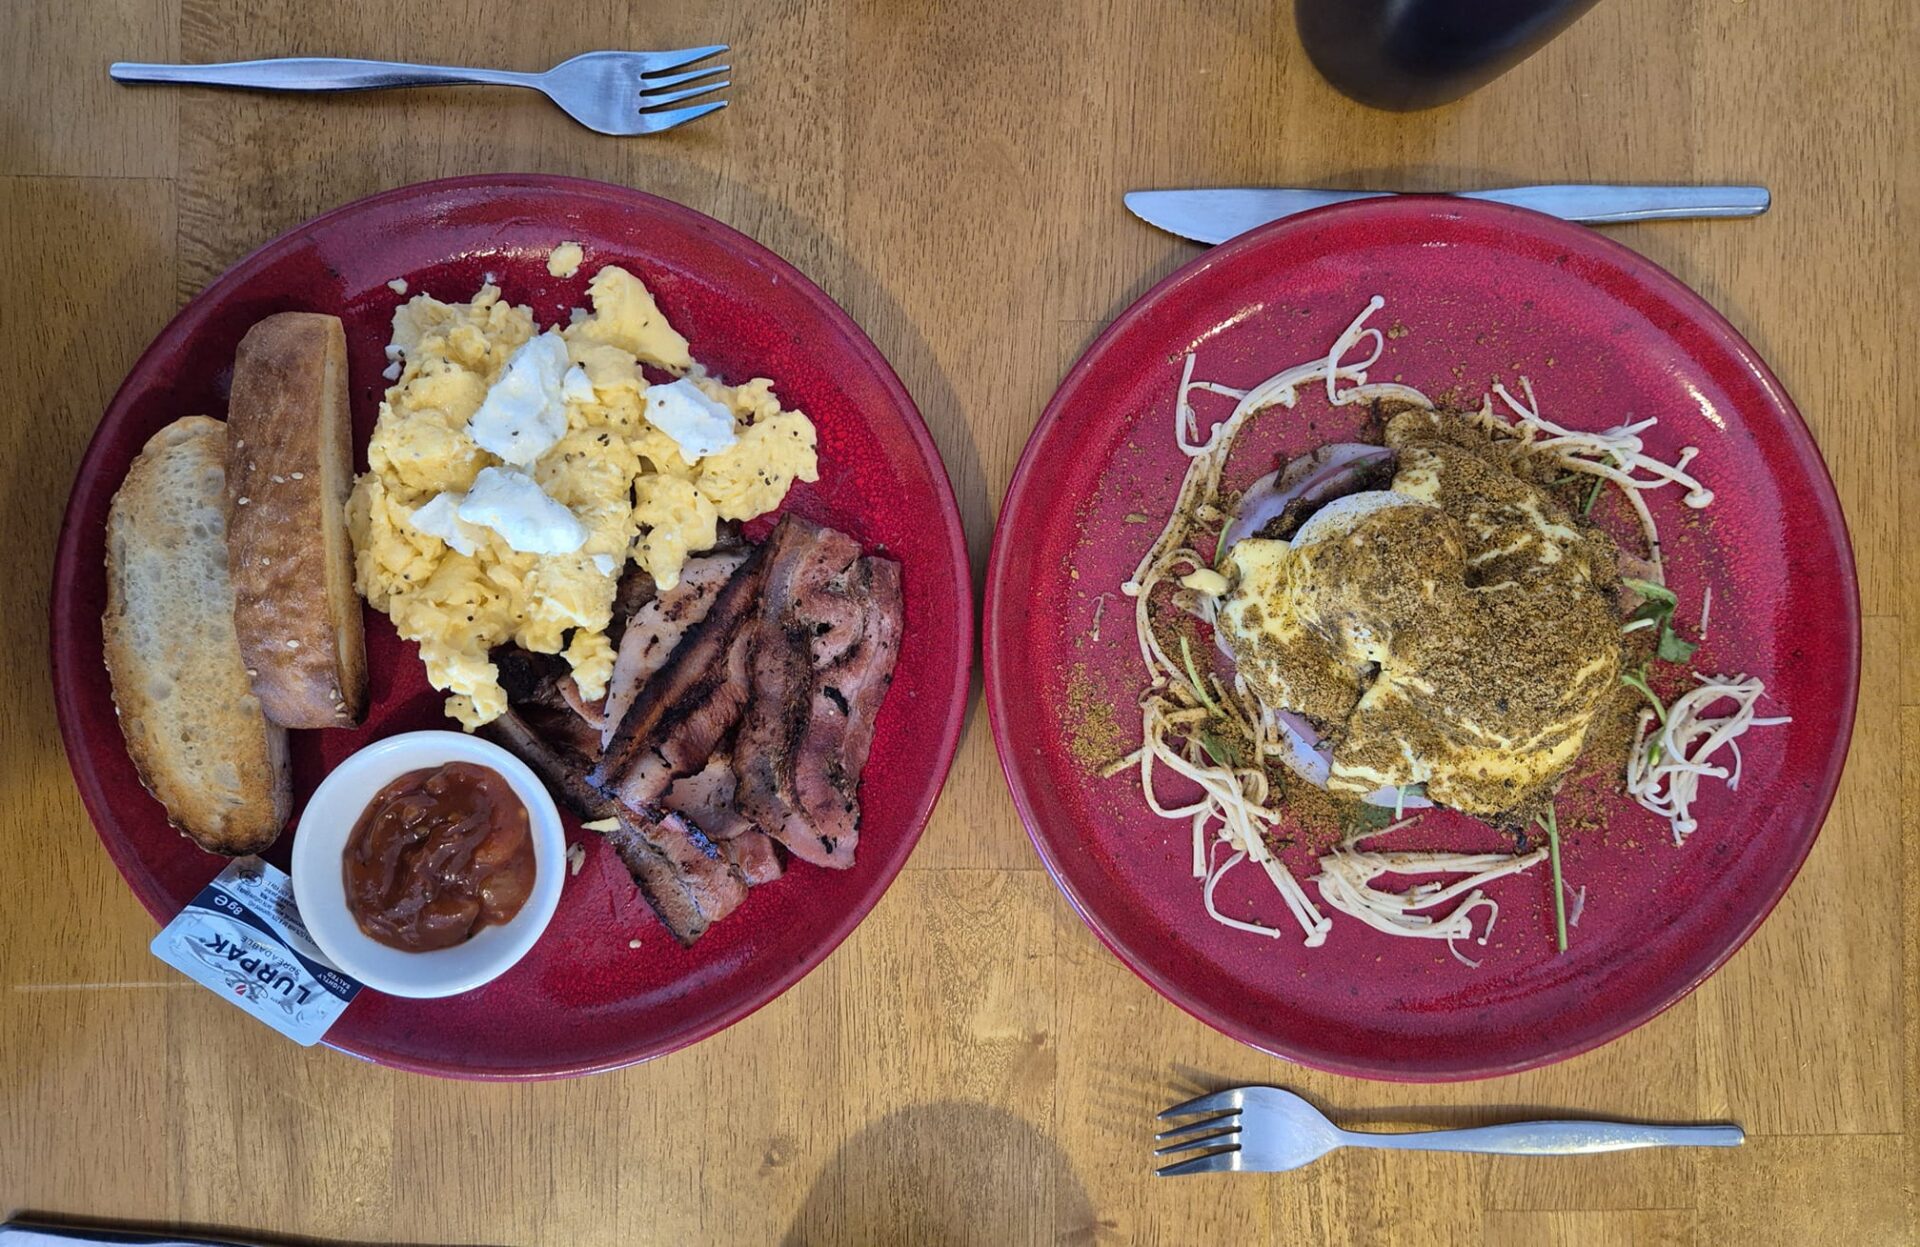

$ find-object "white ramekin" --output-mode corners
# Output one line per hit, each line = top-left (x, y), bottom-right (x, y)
(290, 730), (566, 999)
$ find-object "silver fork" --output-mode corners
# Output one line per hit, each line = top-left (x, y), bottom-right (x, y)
(109, 48), (729, 136)
(1156, 1086), (1744, 1176)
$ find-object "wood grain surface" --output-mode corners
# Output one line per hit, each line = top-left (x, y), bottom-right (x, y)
(2, 1), (1914, 1243)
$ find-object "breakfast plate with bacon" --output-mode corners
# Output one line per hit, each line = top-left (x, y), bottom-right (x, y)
(52, 175), (971, 1078)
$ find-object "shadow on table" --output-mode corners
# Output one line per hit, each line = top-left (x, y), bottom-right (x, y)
(3, 1213), (506, 1247)
(779, 1101), (1103, 1247)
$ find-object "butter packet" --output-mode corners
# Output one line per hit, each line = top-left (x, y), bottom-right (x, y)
(151, 856), (363, 1046)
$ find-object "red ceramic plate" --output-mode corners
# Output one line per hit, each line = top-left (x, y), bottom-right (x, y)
(986, 198), (1858, 1081)
(52, 175), (971, 1079)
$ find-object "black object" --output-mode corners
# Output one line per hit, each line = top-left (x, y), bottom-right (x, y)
(1296, 0), (1605, 111)
(0, 1220), (497, 1247)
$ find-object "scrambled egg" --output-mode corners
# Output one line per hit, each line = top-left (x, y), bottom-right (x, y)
(347, 266), (819, 729)
(1217, 412), (1622, 817)
(546, 242), (584, 279)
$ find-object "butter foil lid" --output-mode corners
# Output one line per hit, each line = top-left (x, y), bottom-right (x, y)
(151, 856), (363, 1046)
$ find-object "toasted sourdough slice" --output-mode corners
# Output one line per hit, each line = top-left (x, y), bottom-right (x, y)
(104, 417), (290, 854)
(225, 311), (367, 727)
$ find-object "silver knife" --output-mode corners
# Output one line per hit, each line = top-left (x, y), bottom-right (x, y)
(1125, 185), (1771, 245)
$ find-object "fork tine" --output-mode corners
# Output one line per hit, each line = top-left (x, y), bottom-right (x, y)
(1153, 1128), (1238, 1156)
(640, 44), (728, 73)
(1154, 1111), (1239, 1142)
(1155, 1147), (1239, 1177)
(636, 100), (727, 133)
(1159, 1087), (1243, 1119)
(637, 79), (729, 108)
(640, 64), (730, 90)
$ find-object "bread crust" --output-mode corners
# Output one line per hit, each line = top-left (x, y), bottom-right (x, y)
(104, 417), (290, 854)
(225, 312), (368, 727)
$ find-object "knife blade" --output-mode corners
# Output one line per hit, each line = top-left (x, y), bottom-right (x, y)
(1124, 185), (1771, 245)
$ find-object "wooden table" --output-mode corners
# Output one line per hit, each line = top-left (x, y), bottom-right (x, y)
(3, 1), (1913, 1242)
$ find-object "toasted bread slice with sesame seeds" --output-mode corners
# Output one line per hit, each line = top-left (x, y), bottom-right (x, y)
(103, 417), (290, 854)
(225, 312), (367, 727)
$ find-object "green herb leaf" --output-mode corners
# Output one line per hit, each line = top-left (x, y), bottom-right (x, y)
(1622, 578), (1699, 665)
(1345, 801), (1396, 837)
(1651, 626), (1697, 664)
(1538, 804), (1568, 954)
(1619, 665), (1669, 766)
(1623, 578), (1677, 617)
(1582, 474), (1605, 516)
(1178, 635), (1221, 716)
(1195, 730), (1240, 770)
(1619, 666), (1667, 722)
(1656, 628), (1698, 664)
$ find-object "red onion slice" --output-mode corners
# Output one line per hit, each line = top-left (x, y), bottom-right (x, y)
(1271, 708), (1333, 786)
(1269, 707), (1433, 809)
(1214, 440), (1428, 810)
(1218, 443), (1395, 554)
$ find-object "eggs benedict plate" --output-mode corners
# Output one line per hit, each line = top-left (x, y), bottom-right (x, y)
(1212, 406), (1627, 825)
(986, 196), (1853, 1079)
(1110, 294), (1781, 965)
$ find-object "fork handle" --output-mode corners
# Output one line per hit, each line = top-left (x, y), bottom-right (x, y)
(1343, 1120), (1744, 1156)
(109, 58), (539, 92)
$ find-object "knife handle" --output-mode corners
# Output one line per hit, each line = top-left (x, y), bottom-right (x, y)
(1461, 184), (1771, 222)
(1126, 184), (1772, 245)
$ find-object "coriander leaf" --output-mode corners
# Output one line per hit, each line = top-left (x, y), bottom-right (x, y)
(1656, 627), (1699, 664)
(1619, 665), (1670, 766)
(1345, 801), (1395, 836)
(1195, 730), (1240, 771)
(1619, 666), (1668, 722)
(1623, 577), (1677, 621)
(1622, 578), (1698, 666)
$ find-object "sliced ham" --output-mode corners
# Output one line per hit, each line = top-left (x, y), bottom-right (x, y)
(716, 832), (783, 887)
(603, 561), (658, 651)
(588, 520), (826, 807)
(816, 557), (903, 825)
(597, 803), (747, 946)
(734, 523), (903, 870)
(478, 704), (614, 823)
(662, 752), (759, 840)
(663, 753), (784, 886)
(604, 624), (755, 809)
(599, 551), (747, 750)
(479, 649), (614, 821)
(481, 514), (898, 946)
(557, 676), (610, 734)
